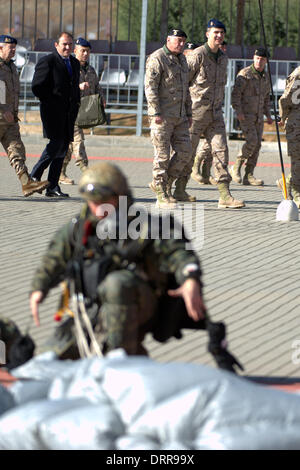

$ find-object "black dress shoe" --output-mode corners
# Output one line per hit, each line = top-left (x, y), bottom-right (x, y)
(45, 186), (69, 198)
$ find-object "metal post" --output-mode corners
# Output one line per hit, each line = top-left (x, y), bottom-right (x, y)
(136, 0), (148, 136)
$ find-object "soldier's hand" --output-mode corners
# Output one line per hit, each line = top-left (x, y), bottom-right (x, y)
(155, 116), (163, 124)
(3, 111), (14, 123)
(168, 279), (206, 322)
(266, 117), (273, 125)
(278, 120), (284, 127)
(237, 113), (245, 122)
(79, 82), (89, 91)
(30, 291), (44, 326)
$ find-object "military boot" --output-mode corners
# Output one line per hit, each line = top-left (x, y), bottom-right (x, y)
(165, 177), (177, 203)
(191, 153), (206, 184)
(276, 173), (292, 200)
(173, 176), (196, 202)
(19, 171), (49, 197)
(148, 181), (177, 209)
(59, 161), (74, 185)
(230, 157), (244, 184)
(242, 165), (264, 186)
(218, 182), (245, 209)
(202, 160), (217, 185)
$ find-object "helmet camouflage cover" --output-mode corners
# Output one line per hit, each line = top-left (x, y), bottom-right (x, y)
(79, 162), (132, 201)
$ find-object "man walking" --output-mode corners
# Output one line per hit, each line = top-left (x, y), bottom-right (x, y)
(30, 32), (80, 198)
(187, 19), (244, 208)
(145, 29), (195, 208)
(230, 48), (272, 186)
(0, 35), (48, 196)
(59, 37), (105, 185)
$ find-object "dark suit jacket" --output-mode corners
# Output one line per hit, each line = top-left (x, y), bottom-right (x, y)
(32, 50), (81, 141)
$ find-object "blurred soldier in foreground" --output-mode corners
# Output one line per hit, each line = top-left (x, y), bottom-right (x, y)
(231, 48), (272, 186)
(59, 37), (105, 185)
(186, 19), (244, 208)
(29, 162), (243, 373)
(277, 67), (300, 205)
(0, 35), (48, 196)
(0, 317), (35, 370)
(145, 29), (195, 208)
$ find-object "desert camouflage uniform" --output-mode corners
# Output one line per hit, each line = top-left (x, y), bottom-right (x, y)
(0, 58), (29, 176)
(63, 63), (104, 169)
(186, 43), (230, 183)
(279, 66), (300, 196)
(145, 45), (192, 185)
(30, 203), (205, 358)
(231, 64), (271, 169)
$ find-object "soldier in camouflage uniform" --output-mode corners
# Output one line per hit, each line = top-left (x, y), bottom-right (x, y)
(0, 35), (48, 196)
(185, 20), (244, 208)
(29, 162), (242, 372)
(277, 67), (300, 205)
(60, 37), (105, 185)
(230, 48), (272, 186)
(145, 28), (195, 208)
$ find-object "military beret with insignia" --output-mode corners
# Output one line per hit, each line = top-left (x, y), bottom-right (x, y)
(75, 37), (91, 48)
(168, 28), (187, 38)
(207, 18), (226, 33)
(185, 42), (198, 50)
(254, 47), (269, 58)
(0, 34), (17, 44)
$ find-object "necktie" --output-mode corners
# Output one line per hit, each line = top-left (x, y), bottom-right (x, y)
(64, 58), (72, 77)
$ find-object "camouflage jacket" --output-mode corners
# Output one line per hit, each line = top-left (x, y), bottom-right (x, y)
(79, 62), (104, 99)
(0, 58), (19, 124)
(231, 64), (271, 120)
(279, 66), (300, 125)
(187, 43), (228, 119)
(31, 203), (202, 299)
(144, 45), (192, 118)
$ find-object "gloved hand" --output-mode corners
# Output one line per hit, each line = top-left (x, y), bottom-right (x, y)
(207, 320), (244, 374)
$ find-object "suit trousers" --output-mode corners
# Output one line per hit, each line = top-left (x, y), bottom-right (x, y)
(31, 136), (70, 188)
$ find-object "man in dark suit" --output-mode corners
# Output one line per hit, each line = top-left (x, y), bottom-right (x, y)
(30, 32), (81, 197)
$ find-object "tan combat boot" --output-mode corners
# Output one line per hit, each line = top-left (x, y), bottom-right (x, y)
(202, 160), (217, 185)
(19, 171), (49, 197)
(218, 182), (245, 209)
(59, 161), (74, 185)
(149, 182), (177, 209)
(191, 153), (206, 184)
(230, 157), (244, 184)
(242, 165), (264, 186)
(173, 176), (196, 202)
(276, 174), (292, 199)
(165, 177), (177, 203)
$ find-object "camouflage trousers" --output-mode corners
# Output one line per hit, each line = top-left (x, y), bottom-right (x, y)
(64, 124), (88, 167)
(187, 112), (231, 183)
(149, 116), (193, 185)
(196, 139), (213, 164)
(238, 118), (264, 168)
(0, 123), (28, 176)
(285, 119), (300, 188)
(42, 269), (206, 359)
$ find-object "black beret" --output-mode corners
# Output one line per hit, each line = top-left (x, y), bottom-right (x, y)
(168, 28), (187, 38)
(0, 35), (17, 45)
(254, 47), (269, 58)
(75, 37), (91, 48)
(185, 42), (198, 50)
(207, 18), (226, 33)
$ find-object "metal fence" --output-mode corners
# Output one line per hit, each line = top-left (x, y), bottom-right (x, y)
(18, 50), (297, 136)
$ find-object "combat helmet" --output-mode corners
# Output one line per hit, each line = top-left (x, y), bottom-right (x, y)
(79, 162), (132, 202)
